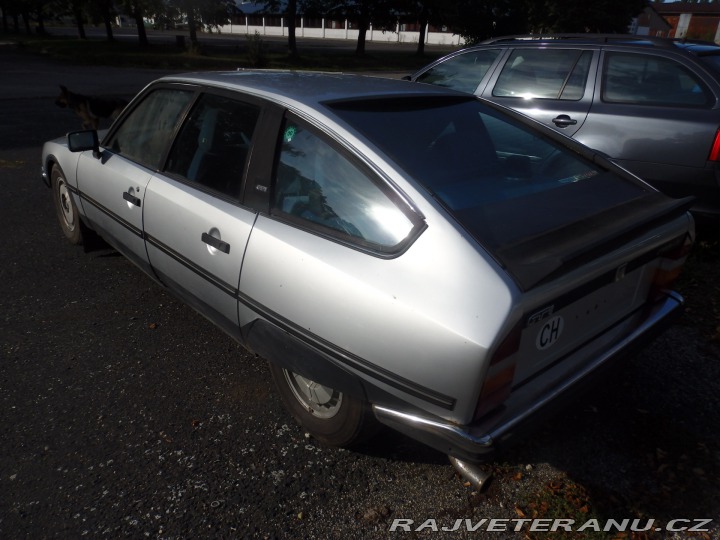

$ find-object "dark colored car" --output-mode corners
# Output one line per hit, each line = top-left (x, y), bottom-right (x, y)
(410, 34), (720, 217)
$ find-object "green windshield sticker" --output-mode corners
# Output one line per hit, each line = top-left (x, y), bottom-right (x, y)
(284, 125), (297, 143)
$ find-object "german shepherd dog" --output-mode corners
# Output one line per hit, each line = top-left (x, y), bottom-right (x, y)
(55, 85), (128, 130)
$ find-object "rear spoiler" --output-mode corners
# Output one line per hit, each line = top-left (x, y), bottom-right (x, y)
(494, 194), (694, 290)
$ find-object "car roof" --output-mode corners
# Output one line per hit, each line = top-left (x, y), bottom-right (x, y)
(157, 70), (463, 109)
(476, 33), (720, 52)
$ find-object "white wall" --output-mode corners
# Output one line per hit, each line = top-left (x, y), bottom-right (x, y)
(218, 17), (464, 46)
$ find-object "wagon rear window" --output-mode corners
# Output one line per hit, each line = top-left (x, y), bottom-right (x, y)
(328, 97), (682, 289)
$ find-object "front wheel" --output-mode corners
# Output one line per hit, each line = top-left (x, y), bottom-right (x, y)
(268, 362), (378, 447)
(51, 164), (84, 245)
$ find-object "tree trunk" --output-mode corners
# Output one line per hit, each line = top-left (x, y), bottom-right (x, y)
(1, 1), (8, 33)
(101, 0), (114, 40)
(103, 14), (114, 41)
(36, 10), (46, 34)
(416, 16), (428, 56)
(355, 27), (367, 55)
(188, 10), (198, 45)
(133, 8), (148, 47)
(73, 4), (86, 39)
(287, 0), (298, 58)
(22, 11), (31, 35)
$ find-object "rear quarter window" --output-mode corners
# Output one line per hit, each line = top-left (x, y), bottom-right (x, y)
(270, 116), (419, 252)
(602, 52), (713, 107)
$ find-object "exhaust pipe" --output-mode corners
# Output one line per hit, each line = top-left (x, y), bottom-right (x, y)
(449, 456), (492, 491)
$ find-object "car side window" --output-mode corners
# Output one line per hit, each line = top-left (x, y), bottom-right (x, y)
(272, 118), (415, 249)
(106, 89), (193, 169)
(602, 52), (712, 107)
(493, 49), (592, 100)
(165, 94), (260, 198)
(415, 49), (502, 94)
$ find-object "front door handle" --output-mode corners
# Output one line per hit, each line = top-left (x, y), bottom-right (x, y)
(123, 191), (141, 207)
(552, 114), (578, 128)
(201, 232), (230, 254)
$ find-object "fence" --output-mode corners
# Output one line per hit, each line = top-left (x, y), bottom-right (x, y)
(217, 17), (464, 46)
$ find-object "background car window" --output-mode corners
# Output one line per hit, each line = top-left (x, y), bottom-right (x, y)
(165, 94), (260, 198)
(698, 52), (720, 77)
(272, 120), (414, 248)
(493, 49), (592, 100)
(603, 52), (712, 106)
(107, 89), (193, 169)
(415, 49), (502, 93)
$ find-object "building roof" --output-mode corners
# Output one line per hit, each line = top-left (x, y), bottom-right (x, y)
(234, 1), (274, 15)
(653, 1), (720, 16)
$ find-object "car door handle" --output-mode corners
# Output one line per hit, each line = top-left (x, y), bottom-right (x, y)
(201, 232), (230, 254)
(123, 191), (141, 207)
(552, 114), (578, 128)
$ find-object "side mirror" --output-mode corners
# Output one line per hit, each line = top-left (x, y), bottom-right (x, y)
(401, 75), (412, 81)
(67, 130), (99, 157)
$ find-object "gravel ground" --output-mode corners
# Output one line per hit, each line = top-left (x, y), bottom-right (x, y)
(1, 45), (718, 539)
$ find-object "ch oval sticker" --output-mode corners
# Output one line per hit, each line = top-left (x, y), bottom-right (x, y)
(535, 316), (564, 350)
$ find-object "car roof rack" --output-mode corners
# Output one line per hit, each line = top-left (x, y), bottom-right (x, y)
(480, 33), (716, 49)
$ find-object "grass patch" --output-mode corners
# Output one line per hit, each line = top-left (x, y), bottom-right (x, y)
(8, 32), (447, 73)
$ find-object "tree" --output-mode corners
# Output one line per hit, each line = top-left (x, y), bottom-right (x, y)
(70, 0), (87, 39)
(119, 0), (161, 46)
(168, 0), (234, 47)
(264, 0), (299, 58)
(525, 0), (647, 34)
(85, 0), (118, 41)
(17, 0), (53, 35)
(396, 0), (454, 56)
(446, 0), (647, 44)
(334, 0), (397, 56)
(446, 0), (526, 44)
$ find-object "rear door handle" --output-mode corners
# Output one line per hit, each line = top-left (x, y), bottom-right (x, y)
(552, 114), (578, 128)
(201, 232), (230, 254)
(123, 191), (141, 207)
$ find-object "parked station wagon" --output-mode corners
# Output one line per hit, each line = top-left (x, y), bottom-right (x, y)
(42, 71), (694, 487)
(409, 34), (720, 217)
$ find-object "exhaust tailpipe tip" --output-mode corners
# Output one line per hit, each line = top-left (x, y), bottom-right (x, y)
(448, 456), (492, 491)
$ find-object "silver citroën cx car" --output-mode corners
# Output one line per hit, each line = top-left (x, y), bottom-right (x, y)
(42, 71), (694, 486)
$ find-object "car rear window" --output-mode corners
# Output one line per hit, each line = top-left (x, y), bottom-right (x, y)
(327, 97), (684, 289)
(602, 52), (712, 107)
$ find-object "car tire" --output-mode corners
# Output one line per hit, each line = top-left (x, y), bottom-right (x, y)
(268, 362), (379, 448)
(51, 164), (84, 245)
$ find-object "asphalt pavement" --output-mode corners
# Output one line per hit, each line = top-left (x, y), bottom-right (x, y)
(1, 44), (719, 539)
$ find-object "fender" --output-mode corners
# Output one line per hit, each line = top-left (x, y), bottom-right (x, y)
(243, 318), (369, 401)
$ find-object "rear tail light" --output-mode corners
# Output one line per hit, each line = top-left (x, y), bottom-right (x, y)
(709, 128), (720, 162)
(650, 232), (693, 298)
(473, 322), (521, 420)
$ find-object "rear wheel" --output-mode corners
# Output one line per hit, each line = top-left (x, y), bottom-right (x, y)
(51, 164), (83, 245)
(268, 362), (378, 447)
